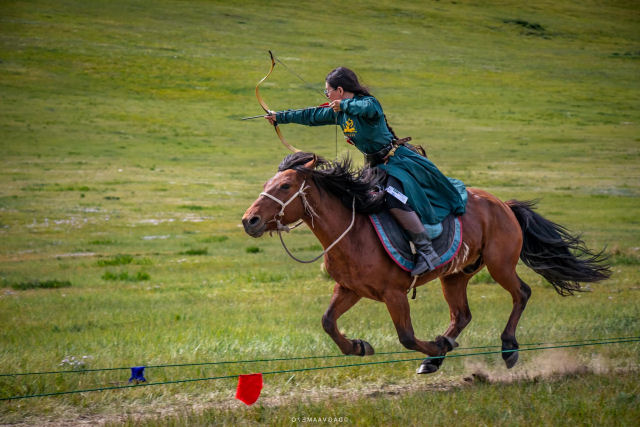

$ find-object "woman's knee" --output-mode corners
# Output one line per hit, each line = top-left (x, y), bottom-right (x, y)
(385, 176), (411, 210)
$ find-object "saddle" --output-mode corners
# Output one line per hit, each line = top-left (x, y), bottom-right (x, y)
(369, 211), (463, 272)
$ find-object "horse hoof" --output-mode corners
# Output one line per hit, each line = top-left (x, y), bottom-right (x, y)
(416, 356), (444, 374)
(361, 340), (375, 356)
(416, 362), (440, 374)
(355, 339), (375, 356)
(503, 350), (519, 369)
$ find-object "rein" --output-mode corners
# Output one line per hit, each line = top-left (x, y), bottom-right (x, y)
(259, 180), (356, 264)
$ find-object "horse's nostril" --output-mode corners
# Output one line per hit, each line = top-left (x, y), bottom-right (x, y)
(248, 216), (261, 226)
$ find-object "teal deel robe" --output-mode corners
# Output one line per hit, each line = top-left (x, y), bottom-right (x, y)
(276, 95), (466, 224)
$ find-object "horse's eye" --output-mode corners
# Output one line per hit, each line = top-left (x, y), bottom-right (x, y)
(280, 183), (291, 190)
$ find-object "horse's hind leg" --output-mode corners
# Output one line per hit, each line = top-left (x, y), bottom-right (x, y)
(322, 283), (374, 356)
(485, 258), (532, 369)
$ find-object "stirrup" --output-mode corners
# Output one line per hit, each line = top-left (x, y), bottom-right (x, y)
(411, 257), (432, 276)
(411, 251), (441, 276)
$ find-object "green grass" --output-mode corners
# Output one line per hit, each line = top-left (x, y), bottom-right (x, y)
(128, 370), (640, 426)
(0, 0), (639, 424)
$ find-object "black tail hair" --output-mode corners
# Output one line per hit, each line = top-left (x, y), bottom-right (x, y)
(507, 200), (611, 296)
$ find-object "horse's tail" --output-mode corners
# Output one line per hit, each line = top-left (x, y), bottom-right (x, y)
(507, 200), (611, 296)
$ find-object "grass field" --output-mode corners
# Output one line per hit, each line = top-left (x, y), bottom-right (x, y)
(1, 0), (639, 425)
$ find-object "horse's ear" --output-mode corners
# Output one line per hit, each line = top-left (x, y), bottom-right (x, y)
(303, 154), (317, 170)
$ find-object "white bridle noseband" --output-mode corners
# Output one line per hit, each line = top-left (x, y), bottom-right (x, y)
(259, 180), (316, 232)
(258, 179), (356, 263)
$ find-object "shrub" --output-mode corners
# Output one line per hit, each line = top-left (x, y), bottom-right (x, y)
(96, 254), (133, 266)
(181, 248), (208, 255)
(201, 235), (228, 243)
(101, 271), (150, 281)
(10, 280), (72, 290)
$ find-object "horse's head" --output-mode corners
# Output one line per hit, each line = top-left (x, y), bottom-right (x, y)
(242, 155), (318, 238)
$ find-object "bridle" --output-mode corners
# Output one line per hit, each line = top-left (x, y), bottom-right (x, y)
(259, 180), (356, 264)
(259, 180), (315, 232)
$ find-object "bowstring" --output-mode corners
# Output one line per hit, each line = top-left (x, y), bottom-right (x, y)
(274, 56), (325, 98)
(273, 53), (340, 159)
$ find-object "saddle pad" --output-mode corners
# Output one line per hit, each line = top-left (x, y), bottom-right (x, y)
(369, 212), (463, 272)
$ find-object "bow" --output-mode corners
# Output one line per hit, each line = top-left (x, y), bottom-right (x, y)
(255, 51), (301, 153)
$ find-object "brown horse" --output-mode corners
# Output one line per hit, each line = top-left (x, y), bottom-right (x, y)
(242, 152), (610, 374)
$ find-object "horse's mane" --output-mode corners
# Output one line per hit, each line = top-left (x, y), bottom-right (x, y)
(278, 152), (386, 214)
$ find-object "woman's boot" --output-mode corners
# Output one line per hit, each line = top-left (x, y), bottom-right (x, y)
(389, 208), (442, 276)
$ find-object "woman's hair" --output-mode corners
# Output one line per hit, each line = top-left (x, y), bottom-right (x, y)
(326, 67), (371, 96)
(326, 67), (399, 140)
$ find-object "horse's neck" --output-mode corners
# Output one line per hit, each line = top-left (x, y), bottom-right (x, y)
(302, 186), (361, 251)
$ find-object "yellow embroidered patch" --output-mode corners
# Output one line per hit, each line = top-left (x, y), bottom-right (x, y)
(342, 118), (356, 134)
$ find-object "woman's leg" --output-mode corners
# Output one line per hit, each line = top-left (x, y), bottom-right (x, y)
(386, 176), (441, 275)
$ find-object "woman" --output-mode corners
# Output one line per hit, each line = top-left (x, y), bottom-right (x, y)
(266, 67), (466, 276)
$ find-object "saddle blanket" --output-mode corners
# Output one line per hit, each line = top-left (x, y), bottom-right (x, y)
(369, 211), (463, 272)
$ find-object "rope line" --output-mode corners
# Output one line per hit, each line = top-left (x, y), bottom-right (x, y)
(1, 337), (638, 401)
(2, 335), (638, 378)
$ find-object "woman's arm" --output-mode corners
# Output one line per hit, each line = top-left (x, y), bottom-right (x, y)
(274, 106), (336, 126)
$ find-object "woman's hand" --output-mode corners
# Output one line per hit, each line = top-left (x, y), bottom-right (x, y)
(264, 111), (277, 125)
(329, 100), (341, 112)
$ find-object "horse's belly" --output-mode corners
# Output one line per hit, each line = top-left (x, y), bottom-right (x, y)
(325, 258), (396, 302)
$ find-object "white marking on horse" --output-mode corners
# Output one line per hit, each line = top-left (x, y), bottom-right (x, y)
(447, 242), (470, 274)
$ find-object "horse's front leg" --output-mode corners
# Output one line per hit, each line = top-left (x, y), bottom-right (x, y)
(439, 272), (473, 346)
(383, 289), (450, 374)
(322, 283), (374, 356)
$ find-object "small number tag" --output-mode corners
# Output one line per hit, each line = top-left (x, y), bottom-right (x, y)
(385, 186), (408, 204)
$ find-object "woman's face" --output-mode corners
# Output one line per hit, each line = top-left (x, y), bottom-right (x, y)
(324, 82), (343, 101)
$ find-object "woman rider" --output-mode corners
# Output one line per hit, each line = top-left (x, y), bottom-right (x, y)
(266, 67), (466, 276)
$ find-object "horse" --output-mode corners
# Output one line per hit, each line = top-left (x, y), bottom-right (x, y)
(242, 152), (611, 374)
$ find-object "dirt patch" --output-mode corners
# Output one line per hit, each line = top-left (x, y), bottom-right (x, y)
(462, 349), (614, 384)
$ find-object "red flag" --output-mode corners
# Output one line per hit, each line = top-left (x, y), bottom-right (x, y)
(235, 373), (263, 406)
